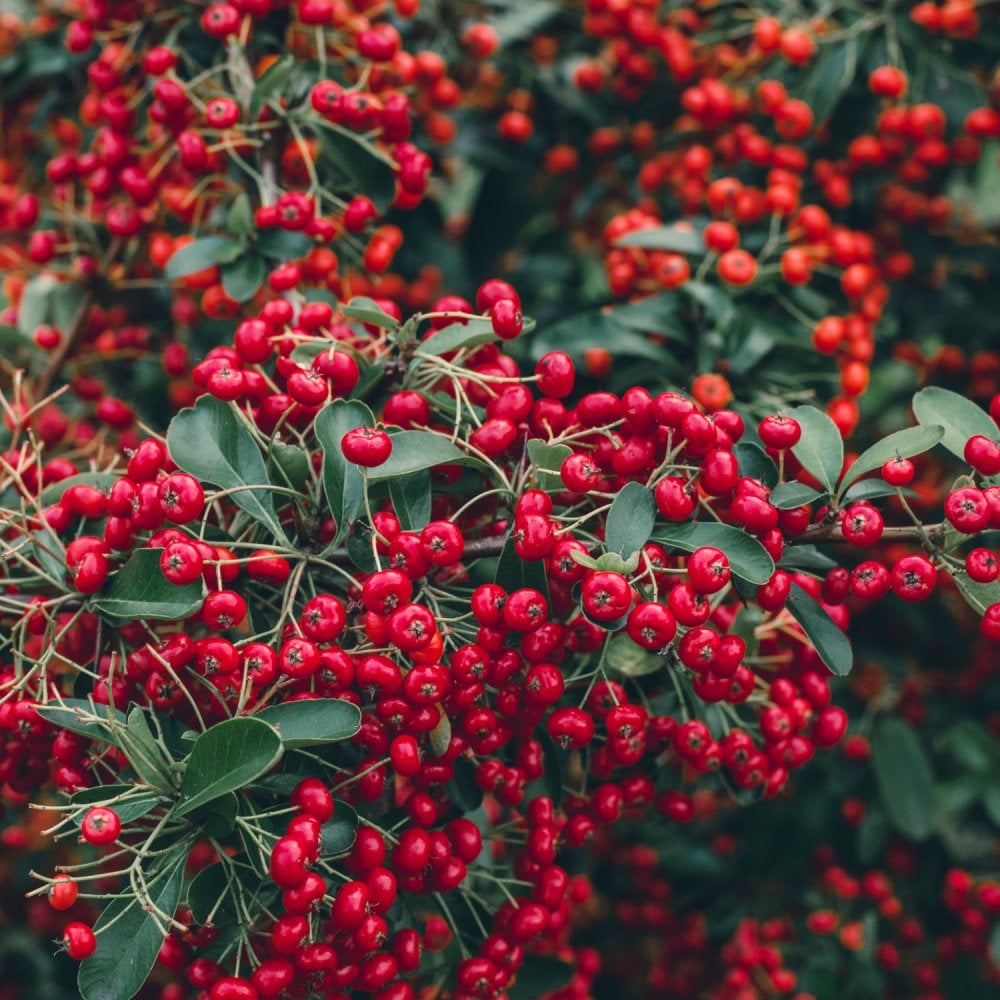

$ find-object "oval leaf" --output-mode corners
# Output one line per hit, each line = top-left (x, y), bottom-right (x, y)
(366, 430), (476, 482)
(388, 469), (432, 531)
(419, 319), (496, 357)
(164, 236), (232, 280)
(340, 296), (400, 330)
(167, 395), (285, 540)
(221, 253), (265, 303)
(653, 522), (774, 585)
(787, 405), (843, 493)
(255, 698), (362, 747)
(316, 125), (396, 211)
(912, 387), (998, 462)
(839, 424), (945, 492)
(616, 224), (705, 255)
(786, 583), (853, 676)
(315, 398), (375, 544)
(176, 718), (283, 817)
(872, 716), (937, 840)
(320, 801), (359, 857)
(35, 699), (126, 745)
(77, 852), (186, 1000)
(90, 549), (203, 623)
(605, 482), (656, 559)
(770, 481), (824, 510)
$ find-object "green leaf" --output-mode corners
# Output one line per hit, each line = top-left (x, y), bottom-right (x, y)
(70, 786), (160, 826)
(164, 236), (233, 280)
(653, 522), (774, 585)
(50, 281), (85, 333)
(734, 442), (778, 489)
(508, 956), (574, 1000)
(35, 699), (127, 745)
(340, 296), (400, 330)
(388, 470), (432, 531)
(842, 479), (916, 503)
(939, 720), (1000, 774)
(366, 430), (476, 482)
(604, 633), (663, 677)
(268, 441), (310, 490)
(320, 801), (359, 857)
(495, 532), (549, 597)
(176, 718), (283, 817)
(951, 571), (1000, 616)
(605, 482), (656, 559)
(912, 387), (998, 463)
(800, 34), (860, 124)
(991, 922), (1000, 966)
(419, 319), (496, 356)
(221, 253), (265, 302)
(39, 471), (119, 504)
(871, 716), (937, 840)
(255, 698), (362, 747)
(77, 852), (186, 1000)
(17, 273), (59, 335)
(255, 229), (312, 260)
(227, 192), (254, 237)
(491, 0), (561, 46)
(770, 482), (824, 510)
(119, 707), (174, 789)
(615, 224), (705, 254)
(248, 53), (295, 121)
(787, 405), (843, 493)
(90, 549), (203, 623)
(839, 424), (944, 492)
(984, 786), (1000, 829)
(786, 583), (853, 676)
(316, 124), (396, 211)
(315, 398), (375, 544)
(526, 439), (573, 493)
(187, 863), (236, 926)
(167, 395), (285, 540)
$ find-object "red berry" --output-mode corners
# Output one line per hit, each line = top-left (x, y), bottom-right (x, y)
(81, 807), (121, 846)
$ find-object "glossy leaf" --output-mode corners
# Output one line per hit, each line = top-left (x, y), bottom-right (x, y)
(872, 716), (937, 840)
(167, 396), (285, 540)
(119, 707), (174, 789)
(526, 439), (572, 493)
(70, 785), (159, 827)
(770, 482), (825, 510)
(419, 319), (496, 356)
(255, 698), (362, 747)
(256, 229), (312, 260)
(320, 801), (359, 857)
(366, 430), (474, 482)
(952, 572), (1000, 617)
(164, 236), (233, 280)
(653, 522), (774, 585)
(508, 956), (574, 1000)
(221, 253), (265, 302)
(17, 273), (59, 335)
(839, 424), (944, 492)
(187, 863), (236, 926)
(35, 699), (127, 745)
(605, 633), (663, 677)
(605, 482), (656, 559)
(912, 387), (998, 463)
(340, 296), (400, 330)
(616, 224), (705, 254)
(176, 718), (283, 817)
(388, 470), (432, 531)
(787, 405), (843, 493)
(786, 584), (853, 677)
(248, 53), (294, 121)
(315, 398), (375, 545)
(316, 125), (396, 211)
(77, 851), (186, 1000)
(90, 549), (203, 623)
(734, 442), (778, 489)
